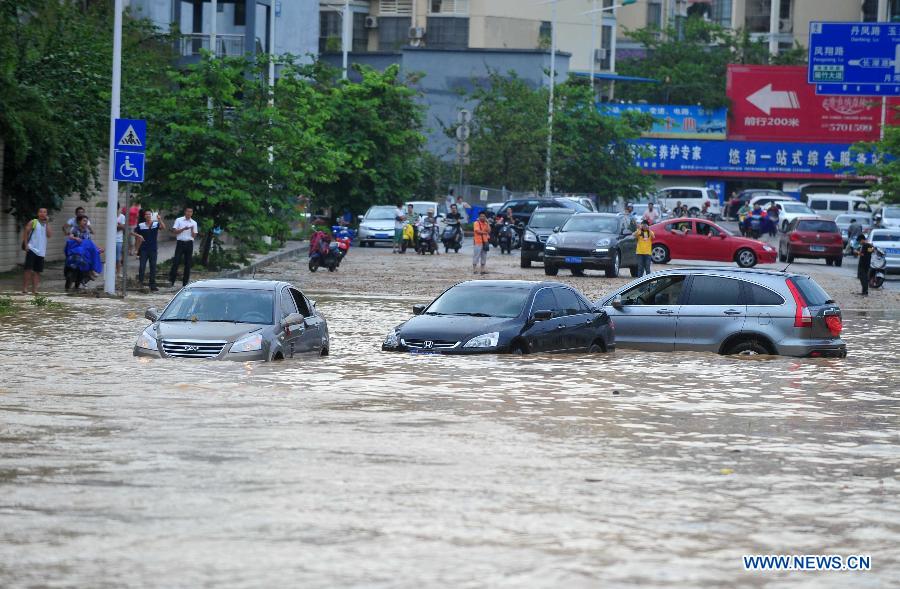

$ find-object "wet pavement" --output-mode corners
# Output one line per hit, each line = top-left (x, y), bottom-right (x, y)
(0, 289), (898, 588)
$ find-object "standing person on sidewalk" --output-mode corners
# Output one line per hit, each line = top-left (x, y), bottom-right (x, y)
(472, 211), (491, 275)
(634, 219), (655, 278)
(127, 201), (141, 255)
(169, 206), (199, 287)
(133, 210), (166, 292)
(21, 208), (52, 295)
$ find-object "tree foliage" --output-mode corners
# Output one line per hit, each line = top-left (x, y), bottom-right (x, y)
(616, 18), (806, 109)
(848, 115), (900, 205)
(459, 71), (652, 199)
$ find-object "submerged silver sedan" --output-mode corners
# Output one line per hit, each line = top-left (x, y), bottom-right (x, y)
(133, 279), (329, 361)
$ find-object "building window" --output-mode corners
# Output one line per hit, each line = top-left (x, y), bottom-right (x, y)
(539, 20), (551, 49)
(319, 11), (341, 53)
(380, 0), (413, 16)
(425, 16), (469, 49)
(862, 0), (878, 21)
(647, 1), (662, 29)
(600, 23), (612, 70)
(429, 0), (469, 15)
(710, 0), (732, 28)
(744, 0), (792, 34)
(378, 16), (411, 50)
(353, 12), (368, 52)
(234, 0), (245, 26)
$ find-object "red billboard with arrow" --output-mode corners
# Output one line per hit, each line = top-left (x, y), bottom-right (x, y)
(726, 64), (897, 142)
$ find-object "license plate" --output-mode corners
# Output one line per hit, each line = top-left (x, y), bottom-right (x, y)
(809, 245), (825, 252)
(887, 248), (900, 255)
(410, 349), (439, 355)
(565, 256), (583, 264)
(375, 233), (390, 239)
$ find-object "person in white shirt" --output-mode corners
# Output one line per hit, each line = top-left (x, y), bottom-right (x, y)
(168, 206), (199, 287)
(642, 202), (661, 225)
(21, 208), (52, 295)
(393, 203), (405, 253)
(116, 206), (127, 273)
(63, 206), (92, 237)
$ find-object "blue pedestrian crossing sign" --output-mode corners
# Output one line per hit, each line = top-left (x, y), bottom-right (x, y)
(115, 118), (146, 151)
(114, 150), (145, 183)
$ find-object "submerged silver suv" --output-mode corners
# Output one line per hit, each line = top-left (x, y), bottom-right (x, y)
(600, 268), (846, 357)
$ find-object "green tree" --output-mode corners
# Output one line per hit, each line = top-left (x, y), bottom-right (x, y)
(847, 117), (900, 205)
(308, 63), (426, 215)
(616, 18), (806, 109)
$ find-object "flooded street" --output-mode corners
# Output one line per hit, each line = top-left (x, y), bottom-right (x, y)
(1, 291), (899, 588)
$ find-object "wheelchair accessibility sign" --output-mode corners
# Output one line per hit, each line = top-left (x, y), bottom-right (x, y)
(114, 150), (145, 183)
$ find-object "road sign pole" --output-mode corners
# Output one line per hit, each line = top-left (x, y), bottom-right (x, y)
(104, 0), (123, 296)
(881, 96), (887, 141)
(122, 185), (128, 298)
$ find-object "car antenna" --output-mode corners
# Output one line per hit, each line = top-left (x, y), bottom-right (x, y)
(779, 262), (793, 273)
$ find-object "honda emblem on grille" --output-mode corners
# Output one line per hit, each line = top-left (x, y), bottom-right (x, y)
(423, 341), (434, 349)
(184, 345), (199, 351)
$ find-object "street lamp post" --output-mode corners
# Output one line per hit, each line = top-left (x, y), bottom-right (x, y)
(544, 0), (558, 198)
(103, 0), (123, 295)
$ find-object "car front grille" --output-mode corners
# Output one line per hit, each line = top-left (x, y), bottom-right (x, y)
(402, 339), (460, 350)
(161, 340), (228, 358)
(538, 235), (549, 243)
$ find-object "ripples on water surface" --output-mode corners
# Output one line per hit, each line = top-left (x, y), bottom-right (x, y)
(0, 293), (898, 588)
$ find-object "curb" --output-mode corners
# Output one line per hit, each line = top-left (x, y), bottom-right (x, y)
(219, 241), (309, 279)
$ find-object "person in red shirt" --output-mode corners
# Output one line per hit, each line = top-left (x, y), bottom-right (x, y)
(127, 202), (141, 255)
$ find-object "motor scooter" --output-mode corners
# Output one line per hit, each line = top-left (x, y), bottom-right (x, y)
(309, 230), (338, 272)
(416, 220), (438, 255)
(870, 248), (887, 289)
(441, 219), (462, 253)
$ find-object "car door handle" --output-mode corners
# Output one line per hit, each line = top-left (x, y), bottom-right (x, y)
(724, 309), (742, 316)
(656, 309), (674, 315)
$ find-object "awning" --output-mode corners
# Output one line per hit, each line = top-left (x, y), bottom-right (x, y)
(573, 72), (660, 84)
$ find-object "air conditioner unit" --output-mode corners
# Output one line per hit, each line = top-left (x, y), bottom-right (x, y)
(594, 48), (607, 63)
(779, 18), (792, 34)
(365, 15), (378, 28)
(409, 26), (425, 40)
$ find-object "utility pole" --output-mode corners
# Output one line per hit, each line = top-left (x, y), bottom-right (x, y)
(103, 0), (123, 295)
(768, 0), (780, 58)
(342, 0), (350, 80)
(590, 0), (597, 97)
(544, 0), (557, 198)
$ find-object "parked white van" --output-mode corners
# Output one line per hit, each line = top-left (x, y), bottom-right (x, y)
(805, 194), (872, 219)
(654, 186), (721, 216)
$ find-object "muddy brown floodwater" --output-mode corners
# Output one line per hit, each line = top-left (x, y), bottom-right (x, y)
(0, 289), (898, 588)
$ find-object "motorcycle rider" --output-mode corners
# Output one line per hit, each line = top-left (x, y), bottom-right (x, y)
(419, 209), (440, 254)
(671, 201), (686, 218)
(845, 218), (863, 254)
(443, 204), (464, 251)
(857, 234), (875, 296)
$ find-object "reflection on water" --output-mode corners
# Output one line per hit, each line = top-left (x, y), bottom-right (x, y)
(0, 293), (898, 588)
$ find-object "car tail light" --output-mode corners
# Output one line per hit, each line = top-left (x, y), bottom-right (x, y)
(786, 279), (812, 328)
(832, 234), (843, 244)
(789, 232), (801, 242)
(825, 315), (842, 336)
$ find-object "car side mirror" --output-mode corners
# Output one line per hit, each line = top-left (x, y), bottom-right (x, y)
(413, 304), (426, 315)
(357, 215), (364, 221)
(610, 296), (624, 309)
(283, 312), (305, 327)
(145, 307), (159, 322)
(719, 233), (727, 238)
(532, 310), (553, 321)
(592, 305), (605, 314)
(303, 316), (316, 328)
(552, 226), (560, 233)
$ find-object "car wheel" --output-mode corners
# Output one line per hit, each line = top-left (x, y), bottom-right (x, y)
(736, 248), (757, 268)
(588, 342), (605, 354)
(320, 346), (329, 357)
(651, 244), (670, 264)
(787, 253), (794, 263)
(520, 257), (531, 268)
(629, 266), (639, 277)
(724, 339), (770, 356)
(544, 264), (559, 276)
(782, 220), (789, 232)
(825, 257), (834, 266)
(833, 256), (842, 267)
(571, 268), (585, 277)
(605, 251), (620, 278)
(308, 259), (319, 272)
(778, 248), (786, 263)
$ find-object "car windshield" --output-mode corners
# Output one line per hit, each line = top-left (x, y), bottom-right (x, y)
(426, 285), (529, 318)
(835, 214), (868, 224)
(562, 216), (619, 233)
(790, 277), (834, 306)
(884, 206), (900, 218)
(408, 203), (437, 217)
(365, 207), (396, 221)
(871, 233), (900, 242)
(160, 288), (274, 324)
(797, 220), (838, 233)
(529, 212), (572, 229)
(781, 203), (814, 214)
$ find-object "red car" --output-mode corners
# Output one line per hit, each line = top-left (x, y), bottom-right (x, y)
(778, 217), (843, 266)
(649, 218), (777, 268)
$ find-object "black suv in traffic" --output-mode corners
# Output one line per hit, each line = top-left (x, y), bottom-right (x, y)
(520, 207), (576, 268)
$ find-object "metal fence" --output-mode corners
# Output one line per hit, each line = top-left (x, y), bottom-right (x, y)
(180, 33), (245, 58)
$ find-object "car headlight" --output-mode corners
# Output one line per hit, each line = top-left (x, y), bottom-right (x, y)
(463, 332), (499, 348)
(595, 238), (611, 247)
(136, 327), (157, 350)
(762, 245), (775, 252)
(524, 231), (537, 242)
(233, 332), (263, 352)
(383, 330), (399, 348)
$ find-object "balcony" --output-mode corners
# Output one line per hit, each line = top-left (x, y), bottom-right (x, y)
(180, 33), (246, 58)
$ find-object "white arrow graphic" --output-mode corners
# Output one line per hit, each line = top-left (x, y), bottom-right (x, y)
(746, 83), (800, 115)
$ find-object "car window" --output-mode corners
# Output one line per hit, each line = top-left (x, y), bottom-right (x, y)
(809, 199), (827, 210)
(620, 275), (686, 306)
(280, 289), (298, 318)
(695, 222), (720, 237)
(562, 216), (618, 233)
(797, 220), (839, 232)
(790, 277), (834, 306)
(667, 221), (692, 234)
(871, 233), (900, 242)
(554, 288), (584, 316)
(745, 283), (785, 306)
(532, 288), (559, 317)
(428, 285), (529, 318)
(829, 201), (849, 211)
(853, 201), (872, 212)
(528, 211), (573, 229)
(884, 206), (900, 217)
(782, 203), (814, 214)
(685, 276), (743, 306)
(160, 288), (275, 324)
(365, 207), (396, 220)
(290, 288), (311, 316)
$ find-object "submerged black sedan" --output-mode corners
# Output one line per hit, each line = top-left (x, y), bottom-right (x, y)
(382, 280), (615, 354)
